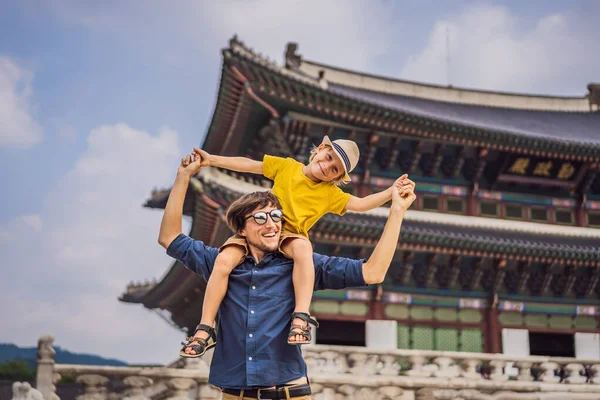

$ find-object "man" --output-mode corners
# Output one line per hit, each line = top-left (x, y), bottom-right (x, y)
(158, 152), (416, 400)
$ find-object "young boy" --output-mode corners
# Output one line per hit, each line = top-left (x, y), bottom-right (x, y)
(180, 136), (409, 357)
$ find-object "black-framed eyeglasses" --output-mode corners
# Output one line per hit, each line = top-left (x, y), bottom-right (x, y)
(245, 209), (283, 225)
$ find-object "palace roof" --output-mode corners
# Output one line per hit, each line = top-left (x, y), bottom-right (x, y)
(329, 83), (600, 147)
(203, 37), (600, 162)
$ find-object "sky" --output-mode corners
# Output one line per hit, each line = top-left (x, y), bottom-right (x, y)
(1, 1), (599, 365)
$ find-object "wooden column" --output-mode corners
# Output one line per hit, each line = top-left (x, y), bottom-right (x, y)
(485, 294), (501, 353)
(369, 285), (385, 320)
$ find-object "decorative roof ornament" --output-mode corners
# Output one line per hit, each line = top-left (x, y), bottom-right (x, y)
(285, 42), (302, 69)
(588, 83), (600, 111)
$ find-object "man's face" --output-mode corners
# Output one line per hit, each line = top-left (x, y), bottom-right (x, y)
(239, 203), (282, 254)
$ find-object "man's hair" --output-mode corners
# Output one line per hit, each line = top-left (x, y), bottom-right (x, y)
(225, 191), (283, 234)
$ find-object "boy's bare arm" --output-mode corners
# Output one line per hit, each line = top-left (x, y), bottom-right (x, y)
(345, 174), (408, 212)
(194, 148), (263, 175)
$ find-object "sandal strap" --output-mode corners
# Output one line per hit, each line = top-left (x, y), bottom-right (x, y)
(288, 325), (312, 341)
(194, 324), (216, 340)
(291, 312), (319, 328)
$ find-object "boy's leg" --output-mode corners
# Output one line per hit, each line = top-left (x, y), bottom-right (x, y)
(281, 238), (315, 344)
(183, 245), (244, 355)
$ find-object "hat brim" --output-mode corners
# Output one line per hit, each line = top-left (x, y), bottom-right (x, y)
(322, 135), (351, 183)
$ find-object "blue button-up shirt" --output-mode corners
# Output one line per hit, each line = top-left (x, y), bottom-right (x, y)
(167, 233), (366, 389)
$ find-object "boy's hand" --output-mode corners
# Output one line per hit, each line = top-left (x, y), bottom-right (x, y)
(391, 174), (408, 195)
(192, 148), (213, 167)
(178, 153), (202, 177)
(392, 176), (416, 211)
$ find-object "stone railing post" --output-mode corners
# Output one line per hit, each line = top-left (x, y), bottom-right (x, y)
(564, 363), (586, 384)
(196, 383), (220, 400)
(406, 355), (435, 377)
(460, 358), (482, 380)
(165, 378), (196, 400)
(76, 374), (109, 400)
(433, 356), (460, 378)
(590, 364), (600, 384)
(488, 360), (508, 382)
(379, 354), (400, 376)
(514, 361), (534, 381)
(539, 361), (561, 383)
(36, 335), (59, 400)
(122, 376), (153, 400)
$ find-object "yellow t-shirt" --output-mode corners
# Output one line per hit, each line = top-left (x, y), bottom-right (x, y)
(263, 155), (351, 238)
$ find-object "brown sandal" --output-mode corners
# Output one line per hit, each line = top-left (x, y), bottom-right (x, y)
(287, 312), (319, 345)
(179, 324), (217, 358)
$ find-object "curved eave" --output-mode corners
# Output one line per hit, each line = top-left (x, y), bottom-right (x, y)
(199, 167), (600, 265)
(120, 178), (223, 308)
(216, 47), (600, 161)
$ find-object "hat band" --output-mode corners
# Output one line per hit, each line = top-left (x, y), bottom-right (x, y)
(331, 142), (351, 173)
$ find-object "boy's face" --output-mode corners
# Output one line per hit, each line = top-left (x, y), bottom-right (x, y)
(308, 145), (345, 182)
(239, 203), (282, 254)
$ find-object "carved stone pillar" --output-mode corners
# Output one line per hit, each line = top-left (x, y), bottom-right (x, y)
(460, 358), (482, 380)
(379, 354), (400, 376)
(564, 363), (586, 384)
(433, 357), (460, 378)
(76, 374), (109, 400)
(590, 364), (600, 384)
(196, 383), (220, 400)
(36, 335), (58, 400)
(515, 361), (534, 381)
(406, 355), (433, 377)
(165, 378), (196, 400)
(321, 351), (347, 374)
(122, 376), (153, 400)
(539, 361), (561, 383)
(488, 360), (508, 381)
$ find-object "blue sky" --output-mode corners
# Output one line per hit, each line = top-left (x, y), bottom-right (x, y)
(1, 1), (599, 364)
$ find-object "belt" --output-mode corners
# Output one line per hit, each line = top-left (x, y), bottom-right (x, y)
(222, 383), (311, 399)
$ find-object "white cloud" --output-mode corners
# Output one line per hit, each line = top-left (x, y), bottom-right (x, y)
(399, 4), (600, 95)
(0, 56), (43, 148)
(0, 123), (190, 364)
(43, 0), (397, 74)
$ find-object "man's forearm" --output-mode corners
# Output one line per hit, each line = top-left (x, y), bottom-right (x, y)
(158, 172), (191, 249)
(362, 204), (405, 284)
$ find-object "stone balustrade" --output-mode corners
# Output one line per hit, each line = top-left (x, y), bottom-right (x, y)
(35, 335), (600, 400)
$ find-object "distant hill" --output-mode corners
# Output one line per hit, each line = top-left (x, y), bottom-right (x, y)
(0, 343), (128, 370)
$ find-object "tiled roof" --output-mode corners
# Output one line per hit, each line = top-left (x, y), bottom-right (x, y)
(329, 83), (600, 147)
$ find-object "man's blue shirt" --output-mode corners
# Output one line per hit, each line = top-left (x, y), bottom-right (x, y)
(166, 233), (366, 389)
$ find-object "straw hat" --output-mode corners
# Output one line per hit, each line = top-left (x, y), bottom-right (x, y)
(322, 135), (360, 183)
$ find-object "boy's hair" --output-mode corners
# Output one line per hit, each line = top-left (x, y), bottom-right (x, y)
(226, 191), (283, 234)
(308, 144), (345, 186)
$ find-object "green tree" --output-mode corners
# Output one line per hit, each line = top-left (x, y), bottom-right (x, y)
(0, 360), (36, 381)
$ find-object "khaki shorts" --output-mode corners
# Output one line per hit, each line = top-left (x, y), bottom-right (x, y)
(219, 231), (309, 259)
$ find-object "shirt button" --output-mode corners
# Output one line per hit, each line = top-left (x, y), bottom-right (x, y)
(249, 333), (253, 338)
(249, 357), (253, 361)
(250, 310), (255, 314)
(252, 286), (256, 290)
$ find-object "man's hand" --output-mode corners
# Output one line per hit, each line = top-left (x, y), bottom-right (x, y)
(178, 152), (202, 177)
(392, 176), (416, 211)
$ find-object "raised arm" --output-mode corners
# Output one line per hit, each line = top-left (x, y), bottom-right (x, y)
(362, 177), (416, 284)
(193, 148), (263, 175)
(158, 153), (202, 249)
(345, 174), (408, 212)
